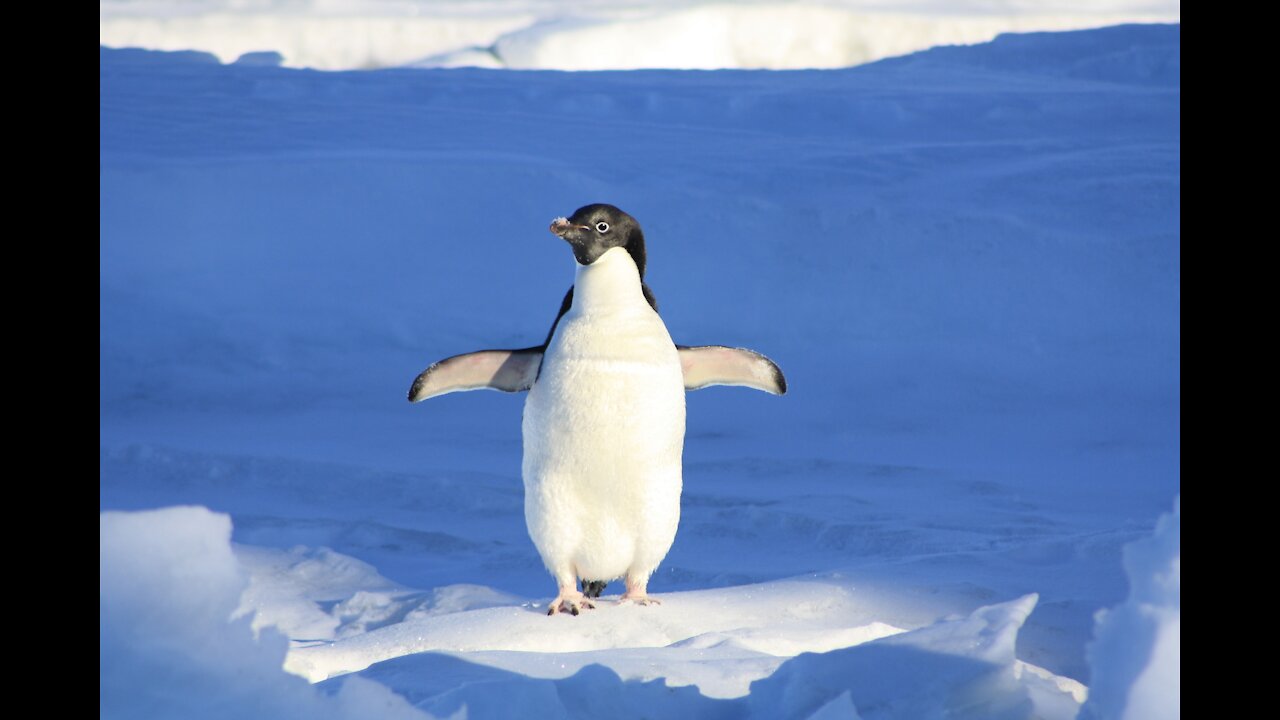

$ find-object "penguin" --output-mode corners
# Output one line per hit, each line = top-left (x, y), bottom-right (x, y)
(409, 204), (785, 616)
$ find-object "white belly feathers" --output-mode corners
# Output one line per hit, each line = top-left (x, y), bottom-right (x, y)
(522, 247), (686, 583)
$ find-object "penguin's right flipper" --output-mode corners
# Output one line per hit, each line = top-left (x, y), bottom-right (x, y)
(408, 348), (543, 402)
(678, 345), (787, 395)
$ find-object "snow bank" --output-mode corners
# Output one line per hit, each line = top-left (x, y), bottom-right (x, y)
(101, 507), (1083, 718)
(100, 506), (430, 720)
(1078, 497), (1180, 720)
(285, 579), (905, 688)
(746, 593), (1043, 719)
(237, 543), (525, 643)
(475, 5), (1177, 71)
(350, 593), (1083, 719)
(236, 544), (405, 641)
(100, 0), (1180, 70)
(99, 4), (534, 70)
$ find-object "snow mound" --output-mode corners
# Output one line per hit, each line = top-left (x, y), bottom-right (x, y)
(99, 4), (534, 70)
(474, 5), (1176, 71)
(1078, 496), (1180, 720)
(100, 506), (431, 720)
(746, 593), (1048, 719)
(100, 0), (1179, 70)
(348, 594), (1083, 719)
(102, 507), (1083, 718)
(285, 579), (899, 686)
(236, 544), (405, 642)
(238, 543), (527, 644)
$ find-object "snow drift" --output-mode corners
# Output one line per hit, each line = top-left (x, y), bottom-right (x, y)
(100, 0), (1180, 70)
(441, 4), (1179, 71)
(102, 506), (1084, 719)
(1078, 497), (1181, 720)
(100, 506), (430, 719)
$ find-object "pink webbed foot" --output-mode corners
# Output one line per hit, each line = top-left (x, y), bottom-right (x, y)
(546, 591), (595, 616)
(620, 577), (661, 606)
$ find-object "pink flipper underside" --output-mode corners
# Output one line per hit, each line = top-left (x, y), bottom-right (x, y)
(678, 345), (786, 395)
(408, 349), (542, 402)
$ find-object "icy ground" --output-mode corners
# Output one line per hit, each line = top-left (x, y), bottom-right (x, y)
(100, 23), (1180, 719)
(99, 0), (1181, 70)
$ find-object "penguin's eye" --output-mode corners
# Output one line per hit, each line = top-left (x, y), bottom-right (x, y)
(595, 221), (610, 233)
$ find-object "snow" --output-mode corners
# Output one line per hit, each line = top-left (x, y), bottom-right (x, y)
(455, 5), (1179, 71)
(284, 578), (906, 687)
(1078, 497), (1180, 720)
(104, 505), (1081, 718)
(100, 0), (1181, 70)
(100, 507), (431, 719)
(100, 21), (1179, 720)
(358, 592), (1081, 719)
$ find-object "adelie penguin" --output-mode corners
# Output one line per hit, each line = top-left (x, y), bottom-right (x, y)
(409, 204), (786, 616)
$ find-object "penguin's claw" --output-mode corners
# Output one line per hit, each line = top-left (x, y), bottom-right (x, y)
(619, 594), (661, 606)
(547, 595), (595, 616)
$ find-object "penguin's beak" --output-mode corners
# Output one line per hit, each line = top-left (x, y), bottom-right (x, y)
(550, 218), (588, 238)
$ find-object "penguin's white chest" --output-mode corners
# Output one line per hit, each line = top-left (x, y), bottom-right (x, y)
(521, 248), (685, 583)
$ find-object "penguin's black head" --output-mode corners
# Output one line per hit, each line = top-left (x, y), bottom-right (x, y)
(549, 203), (647, 276)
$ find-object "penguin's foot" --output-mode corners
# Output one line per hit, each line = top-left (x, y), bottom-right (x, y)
(547, 591), (595, 616)
(620, 576), (660, 606)
(619, 593), (661, 607)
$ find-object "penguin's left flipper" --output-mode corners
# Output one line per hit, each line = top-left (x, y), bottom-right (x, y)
(408, 348), (543, 402)
(678, 345), (787, 395)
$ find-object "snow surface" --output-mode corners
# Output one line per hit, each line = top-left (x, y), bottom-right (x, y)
(100, 0), (1181, 70)
(100, 23), (1180, 719)
(100, 507), (430, 719)
(1078, 497), (1180, 720)
(104, 506), (1082, 719)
